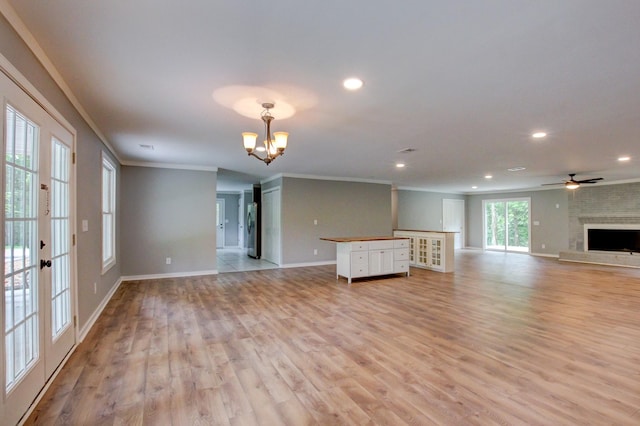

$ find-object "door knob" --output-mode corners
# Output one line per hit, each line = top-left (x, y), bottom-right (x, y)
(40, 259), (52, 269)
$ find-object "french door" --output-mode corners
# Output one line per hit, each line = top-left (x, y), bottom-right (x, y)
(2, 70), (75, 424)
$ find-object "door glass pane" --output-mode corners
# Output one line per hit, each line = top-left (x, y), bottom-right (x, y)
(50, 138), (71, 338)
(4, 104), (40, 391)
(506, 200), (530, 252)
(485, 201), (506, 249)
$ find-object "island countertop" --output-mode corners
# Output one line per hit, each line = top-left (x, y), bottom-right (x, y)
(320, 236), (409, 243)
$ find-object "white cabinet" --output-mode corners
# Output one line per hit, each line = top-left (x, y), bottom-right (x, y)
(332, 238), (410, 283)
(394, 230), (455, 273)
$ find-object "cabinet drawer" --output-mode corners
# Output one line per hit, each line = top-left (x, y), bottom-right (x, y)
(351, 264), (369, 277)
(394, 239), (410, 248)
(368, 240), (394, 250)
(350, 242), (369, 251)
(394, 248), (409, 261)
(351, 252), (368, 265)
(394, 261), (409, 273)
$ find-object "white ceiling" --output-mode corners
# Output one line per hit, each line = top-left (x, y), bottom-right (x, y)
(6, 1), (640, 193)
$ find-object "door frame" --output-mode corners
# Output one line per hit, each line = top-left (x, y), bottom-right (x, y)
(1, 53), (78, 425)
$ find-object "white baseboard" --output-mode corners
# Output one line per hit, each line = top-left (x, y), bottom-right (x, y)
(530, 252), (560, 258)
(120, 269), (219, 282)
(78, 277), (123, 342)
(280, 260), (336, 268)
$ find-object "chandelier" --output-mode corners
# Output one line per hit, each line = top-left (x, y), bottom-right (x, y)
(242, 102), (288, 165)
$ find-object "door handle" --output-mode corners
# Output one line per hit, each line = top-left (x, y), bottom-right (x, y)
(40, 259), (52, 269)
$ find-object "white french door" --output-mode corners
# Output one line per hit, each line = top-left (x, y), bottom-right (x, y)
(2, 69), (75, 425)
(261, 188), (281, 265)
(216, 198), (225, 248)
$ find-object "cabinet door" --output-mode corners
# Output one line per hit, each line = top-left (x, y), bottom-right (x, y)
(415, 237), (430, 267)
(369, 250), (394, 275)
(429, 238), (443, 269)
(408, 236), (417, 264)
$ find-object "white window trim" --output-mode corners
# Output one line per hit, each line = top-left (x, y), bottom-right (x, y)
(101, 152), (116, 273)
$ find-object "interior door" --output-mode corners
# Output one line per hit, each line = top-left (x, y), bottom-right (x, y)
(2, 69), (75, 425)
(261, 188), (281, 265)
(443, 199), (465, 249)
(216, 198), (225, 248)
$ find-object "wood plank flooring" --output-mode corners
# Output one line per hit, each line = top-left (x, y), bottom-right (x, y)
(25, 251), (640, 425)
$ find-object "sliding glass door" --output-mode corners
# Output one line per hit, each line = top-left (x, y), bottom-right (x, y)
(483, 198), (530, 252)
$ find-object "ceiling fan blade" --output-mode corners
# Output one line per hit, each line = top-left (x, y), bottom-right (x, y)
(575, 177), (603, 183)
(541, 182), (564, 186)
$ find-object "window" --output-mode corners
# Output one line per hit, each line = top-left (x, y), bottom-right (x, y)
(483, 198), (530, 252)
(101, 154), (116, 271)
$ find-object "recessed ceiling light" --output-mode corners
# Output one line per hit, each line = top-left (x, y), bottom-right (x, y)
(471, 186), (478, 189)
(485, 174), (493, 179)
(618, 156), (631, 162)
(532, 132), (547, 139)
(343, 77), (364, 91)
(396, 163), (406, 168)
(508, 166), (526, 172)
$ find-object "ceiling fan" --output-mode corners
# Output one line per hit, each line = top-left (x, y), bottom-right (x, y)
(542, 173), (603, 189)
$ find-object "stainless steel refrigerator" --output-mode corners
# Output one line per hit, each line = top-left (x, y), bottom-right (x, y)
(246, 202), (260, 258)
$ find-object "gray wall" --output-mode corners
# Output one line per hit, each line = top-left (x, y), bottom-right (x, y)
(1, 15), (121, 329)
(217, 192), (240, 247)
(121, 166), (217, 275)
(568, 182), (640, 250)
(397, 190), (465, 231)
(280, 177), (393, 264)
(466, 189), (569, 255)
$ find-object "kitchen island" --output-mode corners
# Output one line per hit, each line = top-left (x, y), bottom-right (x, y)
(321, 236), (410, 283)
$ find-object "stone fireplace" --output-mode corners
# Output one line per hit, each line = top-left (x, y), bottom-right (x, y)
(561, 182), (640, 267)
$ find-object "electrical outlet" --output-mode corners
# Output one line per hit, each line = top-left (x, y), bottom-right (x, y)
(541, 244), (546, 249)
(166, 257), (172, 265)
(93, 282), (97, 294)
(314, 219), (318, 225)
(313, 249), (318, 255)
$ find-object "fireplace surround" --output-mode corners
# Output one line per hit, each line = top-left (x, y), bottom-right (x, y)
(584, 224), (640, 253)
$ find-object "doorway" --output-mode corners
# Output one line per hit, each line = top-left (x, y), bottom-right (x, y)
(2, 68), (76, 425)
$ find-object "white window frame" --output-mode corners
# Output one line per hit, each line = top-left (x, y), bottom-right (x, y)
(101, 153), (116, 272)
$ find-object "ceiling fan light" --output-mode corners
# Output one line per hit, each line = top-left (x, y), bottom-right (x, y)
(565, 181), (580, 189)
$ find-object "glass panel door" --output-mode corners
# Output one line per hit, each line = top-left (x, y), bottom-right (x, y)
(4, 104), (40, 393)
(2, 69), (75, 425)
(484, 199), (530, 252)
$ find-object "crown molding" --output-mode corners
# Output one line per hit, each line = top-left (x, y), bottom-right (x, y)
(0, 1), (121, 163)
(121, 161), (218, 172)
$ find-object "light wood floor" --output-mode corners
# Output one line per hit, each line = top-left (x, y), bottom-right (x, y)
(26, 251), (640, 425)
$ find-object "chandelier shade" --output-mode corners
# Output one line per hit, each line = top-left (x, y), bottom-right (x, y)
(242, 103), (288, 165)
